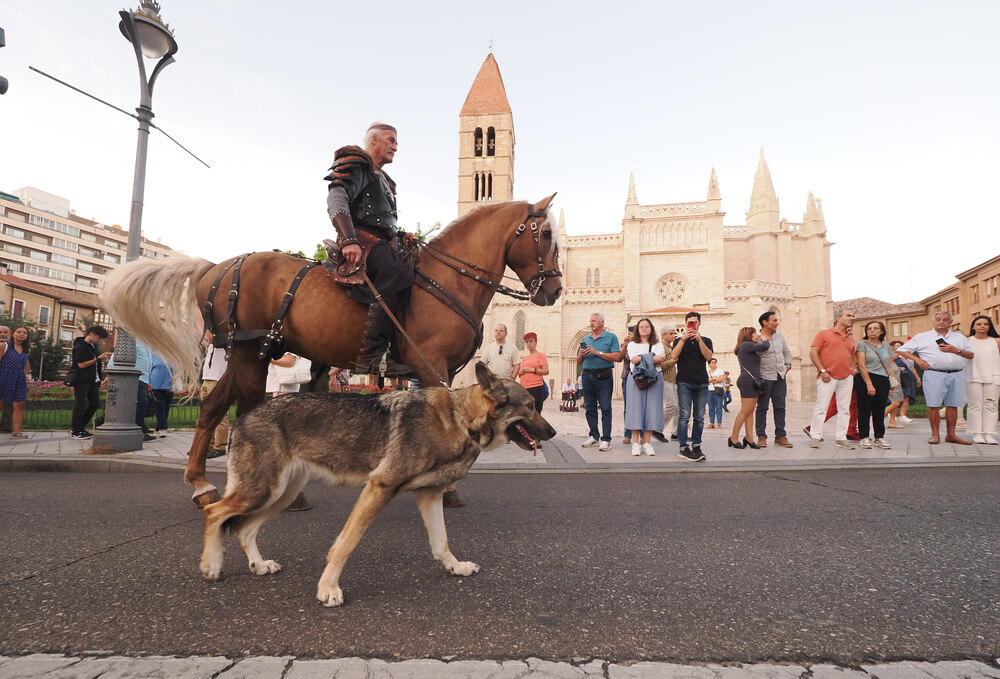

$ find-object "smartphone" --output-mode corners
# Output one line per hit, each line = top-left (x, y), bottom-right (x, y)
(935, 338), (947, 346)
(580, 341), (588, 351)
(687, 319), (697, 330)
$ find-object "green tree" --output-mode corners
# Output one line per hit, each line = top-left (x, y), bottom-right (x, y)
(313, 243), (327, 261)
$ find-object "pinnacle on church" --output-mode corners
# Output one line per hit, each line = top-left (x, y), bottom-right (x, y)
(748, 147), (778, 216)
(460, 54), (512, 115)
(627, 172), (637, 205)
(558, 207), (565, 230)
(707, 168), (721, 201)
(804, 191), (820, 223)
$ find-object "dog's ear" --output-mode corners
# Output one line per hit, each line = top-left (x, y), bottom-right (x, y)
(475, 361), (508, 405)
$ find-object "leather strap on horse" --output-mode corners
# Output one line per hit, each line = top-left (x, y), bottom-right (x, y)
(362, 270), (449, 388)
(258, 260), (322, 360)
(202, 255), (246, 348)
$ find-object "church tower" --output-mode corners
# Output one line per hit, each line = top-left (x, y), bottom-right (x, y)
(457, 54), (514, 217)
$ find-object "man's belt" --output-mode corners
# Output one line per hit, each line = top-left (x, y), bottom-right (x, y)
(925, 368), (963, 373)
(583, 367), (612, 373)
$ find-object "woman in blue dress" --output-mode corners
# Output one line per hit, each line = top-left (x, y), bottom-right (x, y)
(0, 326), (32, 439)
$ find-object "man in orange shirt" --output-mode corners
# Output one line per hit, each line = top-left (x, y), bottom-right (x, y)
(807, 309), (858, 449)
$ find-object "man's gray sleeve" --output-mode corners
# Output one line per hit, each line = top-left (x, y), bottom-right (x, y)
(780, 333), (793, 366)
(327, 185), (351, 222)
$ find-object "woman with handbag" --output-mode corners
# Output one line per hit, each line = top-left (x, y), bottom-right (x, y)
(624, 318), (665, 456)
(854, 321), (894, 450)
(706, 358), (726, 429)
(267, 353), (312, 396)
(728, 327), (770, 449)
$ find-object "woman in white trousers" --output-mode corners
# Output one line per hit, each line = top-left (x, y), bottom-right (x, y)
(966, 315), (1000, 444)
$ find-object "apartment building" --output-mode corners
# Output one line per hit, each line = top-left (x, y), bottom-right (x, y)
(0, 186), (174, 296)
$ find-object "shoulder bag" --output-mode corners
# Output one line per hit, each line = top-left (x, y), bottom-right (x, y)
(275, 355), (313, 386)
(860, 341), (900, 389)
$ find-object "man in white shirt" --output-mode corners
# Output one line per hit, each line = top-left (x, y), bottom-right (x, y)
(897, 311), (974, 445)
(481, 324), (520, 379)
(200, 332), (230, 458)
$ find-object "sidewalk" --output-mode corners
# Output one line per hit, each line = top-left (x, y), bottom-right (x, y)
(2, 401), (998, 474)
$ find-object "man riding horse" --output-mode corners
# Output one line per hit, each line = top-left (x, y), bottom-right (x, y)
(326, 122), (415, 377)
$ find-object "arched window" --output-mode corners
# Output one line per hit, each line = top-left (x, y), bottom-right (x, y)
(594, 269), (601, 286)
(515, 312), (526, 350)
(487, 127), (496, 156)
(487, 173), (493, 200)
(586, 269), (592, 287)
(474, 128), (483, 157)
(474, 173), (480, 201)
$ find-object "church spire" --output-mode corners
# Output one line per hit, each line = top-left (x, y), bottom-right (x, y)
(706, 168), (721, 201)
(746, 147), (780, 232)
(460, 53), (512, 115)
(625, 172), (638, 219)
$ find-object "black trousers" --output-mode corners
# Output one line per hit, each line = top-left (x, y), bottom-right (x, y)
(855, 373), (890, 439)
(527, 385), (546, 414)
(72, 381), (101, 433)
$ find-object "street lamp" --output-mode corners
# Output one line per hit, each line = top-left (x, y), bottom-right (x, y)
(94, 0), (177, 451)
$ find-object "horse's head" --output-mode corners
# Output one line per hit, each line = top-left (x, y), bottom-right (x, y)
(505, 193), (563, 306)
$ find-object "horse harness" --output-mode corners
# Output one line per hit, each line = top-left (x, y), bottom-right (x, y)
(202, 253), (320, 361)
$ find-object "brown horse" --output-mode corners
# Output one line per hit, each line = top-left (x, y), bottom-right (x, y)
(101, 195), (562, 506)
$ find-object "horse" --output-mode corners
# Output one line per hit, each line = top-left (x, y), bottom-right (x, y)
(101, 195), (562, 506)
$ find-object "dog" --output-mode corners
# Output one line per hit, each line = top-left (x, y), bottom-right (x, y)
(199, 362), (556, 606)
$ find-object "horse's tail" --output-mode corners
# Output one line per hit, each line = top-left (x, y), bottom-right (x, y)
(101, 255), (215, 391)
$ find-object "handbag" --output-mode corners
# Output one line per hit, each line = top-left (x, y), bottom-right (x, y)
(275, 355), (313, 386)
(63, 367), (79, 387)
(860, 341), (900, 389)
(632, 370), (659, 390)
(714, 386), (724, 396)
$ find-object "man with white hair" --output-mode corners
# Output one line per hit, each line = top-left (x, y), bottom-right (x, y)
(326, 122), (417, 377)
(577, 312), (621, 452)
(897, 311), (974, 445)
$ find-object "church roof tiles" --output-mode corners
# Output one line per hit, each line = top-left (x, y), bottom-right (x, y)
(460, 54), (512, 115)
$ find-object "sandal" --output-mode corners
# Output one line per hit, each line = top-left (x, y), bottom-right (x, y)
(10, 433), (29, 439)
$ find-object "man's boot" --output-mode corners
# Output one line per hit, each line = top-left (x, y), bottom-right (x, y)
(354, 303), (412, 377)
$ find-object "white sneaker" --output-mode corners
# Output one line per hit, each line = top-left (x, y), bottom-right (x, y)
(897, 416), (913, 424)
(809, 438), (821, 449)
(582, 437), (599, 448)
(874, 438), (891, 449)
(835, 440), (856, 450)
(599, 440), (611, 452)
(985, 433), (998, 445)
(972, 433), (987, 444)
(859, 438), (873, 449)
(642, 443), (655, 456)
(631, 442), (642, 456)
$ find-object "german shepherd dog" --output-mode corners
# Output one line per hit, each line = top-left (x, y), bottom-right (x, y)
(200, 362), (556, 607)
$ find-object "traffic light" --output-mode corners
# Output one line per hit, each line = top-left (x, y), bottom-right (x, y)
(0, 27), (8, 95)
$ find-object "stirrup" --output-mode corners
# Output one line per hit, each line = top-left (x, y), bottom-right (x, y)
(354, 352), (412, 377)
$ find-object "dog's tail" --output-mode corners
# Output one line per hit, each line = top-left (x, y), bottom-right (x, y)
(221, 515), (244, 534)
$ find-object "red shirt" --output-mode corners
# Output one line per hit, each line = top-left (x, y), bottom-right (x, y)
(519, 352), (548, 389)
(811, 328), (856, 380)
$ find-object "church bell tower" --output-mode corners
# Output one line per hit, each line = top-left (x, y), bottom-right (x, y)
(457, 54), (515, 217)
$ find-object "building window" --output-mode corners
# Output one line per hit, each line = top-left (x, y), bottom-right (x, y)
(515, 311), (526, 350)
(12, 299), (25, 318)
(29, 250), (48, 261)
(891, 321), (909, 337)
(103, 254), (120, 264)
(594, 269), (600, 286)
(474, 127), (483, 157)
(104, 240), (121, 249)
(51, 253), (77, 267)
(38, 305), (51, 326)
(487, 127), (496, 156)
(586, 269), (592, 287)
(3, 243), (23, 256)
(972, 284), (980, 304)
(487, 173), (492, 200)
(80, 232), (96, 243)
(5, 226), (25, 239)
(60, 329), (74, 343)
(62, 308), (76, 326)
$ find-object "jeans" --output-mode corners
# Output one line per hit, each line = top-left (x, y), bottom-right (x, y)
(153, 389), (173, 431)
(707, 389), (725, 424)
(677, 381), (708, 448)
(622, 378), (631, 439)
(71, 381), (100, 434)
(136, 383), (152, 434)
(754, 378), (788, 438)
(582, 371), (614, 442)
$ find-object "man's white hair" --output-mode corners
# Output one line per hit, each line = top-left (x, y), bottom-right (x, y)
(591, 313), (605, 322)
(933, 310), (952, 320)
(364, 122), (396, 148)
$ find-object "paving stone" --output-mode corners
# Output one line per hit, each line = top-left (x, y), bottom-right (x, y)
(72, 655), (232, 678)
(705, 664), (806, 678)
(807, 665), (869, 678)
(220, 656), (293, 677)
(610, 662), (717, 678)
(0, 654), (83, 678)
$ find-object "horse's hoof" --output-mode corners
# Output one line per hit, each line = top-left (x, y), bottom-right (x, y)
(193, 489), (222, 508)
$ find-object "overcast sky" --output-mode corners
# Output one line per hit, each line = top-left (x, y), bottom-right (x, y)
(1, 1), (997, 304)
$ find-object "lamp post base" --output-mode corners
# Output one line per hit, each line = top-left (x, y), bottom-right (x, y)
(93, 366), (145, 452)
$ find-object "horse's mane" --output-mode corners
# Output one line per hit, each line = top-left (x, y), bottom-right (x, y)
(430, 201), (558, 250)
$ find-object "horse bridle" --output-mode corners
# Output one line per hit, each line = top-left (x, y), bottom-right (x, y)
(420, 203), (562, 301)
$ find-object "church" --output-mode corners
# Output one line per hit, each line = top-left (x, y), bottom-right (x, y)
(451, 55), (835, 403)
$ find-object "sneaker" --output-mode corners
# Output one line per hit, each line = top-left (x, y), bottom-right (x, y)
(809, 438), (821, 449)
(691, 445), (706, 461)
(835, 439), (856, 450)
(897, 416), (913, 424)
(142, 434), (157, 442)
(803, 426), (824, 443)
(859, 438), (873, 449)
(599, 440), (611, 452)
(631, 442), (642, 456)
(846, 433), (861, 441)
(678, 447), (701, 462)
(582, 437), (599, 448)
(71, 431), (93, 440)
(874, 438), (891, 449)
(622, 437), (631, 444)
(650, 431), (667, 443)
(206, 448), (227, 459)
(985, 434), (999, 445)
(972, 433), (986, 444)
(642, 442), (655, 456)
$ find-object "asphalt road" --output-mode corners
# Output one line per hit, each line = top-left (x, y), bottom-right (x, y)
(1, 469), (998, 665)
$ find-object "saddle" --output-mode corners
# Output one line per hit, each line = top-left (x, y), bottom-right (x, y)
(322, 231), (398, 285)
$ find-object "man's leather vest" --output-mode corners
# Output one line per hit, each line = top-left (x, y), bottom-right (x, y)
(326, 146), (398, 240)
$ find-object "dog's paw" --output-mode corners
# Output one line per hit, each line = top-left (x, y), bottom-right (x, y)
(200, 557), (223, 581)
(249, 559), (282, 576)
(447, 561), (480, 577)
(317, 584), (345, 607)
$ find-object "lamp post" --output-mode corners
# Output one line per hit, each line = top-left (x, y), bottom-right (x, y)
(94, 0), (177, 451)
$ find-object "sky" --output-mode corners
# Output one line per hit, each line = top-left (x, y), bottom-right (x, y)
(1, 0), (997, 305)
